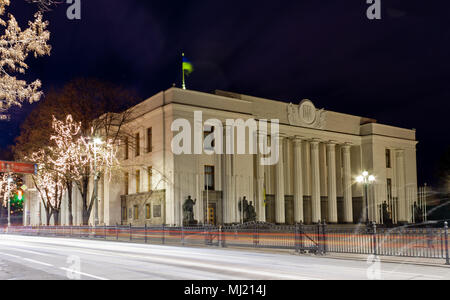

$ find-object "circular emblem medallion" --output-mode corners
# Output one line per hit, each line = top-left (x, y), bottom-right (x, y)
(299, 100), (316, 125)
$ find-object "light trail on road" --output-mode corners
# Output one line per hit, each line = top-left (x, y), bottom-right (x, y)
(0, 235), (448, 280)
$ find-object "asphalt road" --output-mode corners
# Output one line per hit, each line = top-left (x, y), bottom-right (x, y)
(0, 235), (448, 280)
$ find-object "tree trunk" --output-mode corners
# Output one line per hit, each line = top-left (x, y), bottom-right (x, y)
(67, 182), (73, 226)
(45, 206), (53, 226)
(81, 176), (90, 225)
(53, 210), (60, 226)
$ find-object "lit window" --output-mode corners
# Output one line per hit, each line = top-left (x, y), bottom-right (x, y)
(147, 128), (153, 153)
(124, 137), (129, 160)
(136, 170), (140, 194)
(134, 205), (139, 220)
(146, 204), (151, 219)
(122, 207), (127, 221)
(124, 172), (129, 195)
(135, 133), (140, 157)
(386, 149), (392, 169)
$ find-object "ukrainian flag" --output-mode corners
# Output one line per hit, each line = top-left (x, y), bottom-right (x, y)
(182, 53), (194, 75)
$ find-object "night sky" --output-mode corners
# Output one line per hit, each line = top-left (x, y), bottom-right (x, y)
(0, 0), (449, 185)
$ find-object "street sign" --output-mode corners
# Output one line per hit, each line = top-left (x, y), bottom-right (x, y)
(0, 161), (36, 174)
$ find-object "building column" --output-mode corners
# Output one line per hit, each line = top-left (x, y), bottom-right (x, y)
(396, 149), (408, 223)
(310, 141), (321, 223)
(293, 137), (304, 223)
(275, 136), (285, 224)
(256, 150), (266, 222)
(222, 153), (234, 224)
(222, 125), (235, 224)
(342, 144), (353, 223)
(327, 143), (338, 223)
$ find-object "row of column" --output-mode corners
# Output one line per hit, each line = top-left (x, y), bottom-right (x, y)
(263, 136), (355, 224)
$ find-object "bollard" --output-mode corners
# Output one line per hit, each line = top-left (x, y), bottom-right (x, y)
(116, 223), (119, 241)
(322, 220), (327, 255)
(162, 224), (166, 245)
(445, 222), (449, 265)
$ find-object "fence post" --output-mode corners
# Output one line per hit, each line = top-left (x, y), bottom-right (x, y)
(299, 222), (304, 253)
(317, 221), (322, 255)
(129, 223), (132, 241)
(372, 222), (378, 256)
(222, 226), (227, 248)
(182, 226), (185, 246)
(144, 224), (147, 244)
(322, 220), (327, 255)
(253, 223), (259, 248)
(162, 224), (165, 245)
(445, 222), (449, 265)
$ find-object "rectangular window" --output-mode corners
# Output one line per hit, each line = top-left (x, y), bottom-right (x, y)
(147, 128), (153, 153)
(124, 137), (129, 160)
(134, 205), (139, 220)
(153, 205), (161, 218)
(136, 170), (140, 194)
(135, 133), (140, 157)
(204, 126), (215, 149)
(124, 172), (129, 195)
(205, 165), (215, 191)
(387, 179), (392, 201)
(122, 206), (127, 221)
(147, 166), (152, 192)
(386, 149), (392, 169)
(146, 204), (151, 219)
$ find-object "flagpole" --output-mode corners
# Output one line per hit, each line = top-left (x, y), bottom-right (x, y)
(182, 52), (186, 90)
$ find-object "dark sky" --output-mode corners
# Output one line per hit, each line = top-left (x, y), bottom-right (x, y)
(0, 0), (449, 185)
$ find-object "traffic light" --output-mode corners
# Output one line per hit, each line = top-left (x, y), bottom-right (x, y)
(12, 189), (24, 206)
(17, 189), (23, 201)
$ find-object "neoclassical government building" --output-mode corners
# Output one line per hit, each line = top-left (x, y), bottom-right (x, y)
(24, 88), (418, 226)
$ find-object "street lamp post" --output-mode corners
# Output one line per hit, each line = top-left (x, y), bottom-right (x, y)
(357, 171), (376, 225)
(7, 176), (13, 228)
(93, 137), (103, 227)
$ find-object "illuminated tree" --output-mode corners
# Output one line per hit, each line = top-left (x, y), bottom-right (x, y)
(47, 115), (120, 225)
(0, 0), (51, 113)
(28, 150), (64, 225)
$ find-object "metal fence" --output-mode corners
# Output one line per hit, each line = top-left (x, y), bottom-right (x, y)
(2, 221), (449, 265)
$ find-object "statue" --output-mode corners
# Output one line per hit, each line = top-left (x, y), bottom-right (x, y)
(238, 197), (257, 223)
(183, 196), (198, 226)
(382, 201), (392, 226)
(247, 201), (257, 222)
(414, 202), (423, 224)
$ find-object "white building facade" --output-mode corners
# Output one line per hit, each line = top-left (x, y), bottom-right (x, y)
(24, 88), (419, 226)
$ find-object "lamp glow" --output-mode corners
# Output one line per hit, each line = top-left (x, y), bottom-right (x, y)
(94, 137), (103, 145)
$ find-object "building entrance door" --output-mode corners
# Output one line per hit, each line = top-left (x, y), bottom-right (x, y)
(206, 204), (216, 225)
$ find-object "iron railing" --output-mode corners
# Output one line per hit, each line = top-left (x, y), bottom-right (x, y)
(1, 221), (449, 265)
